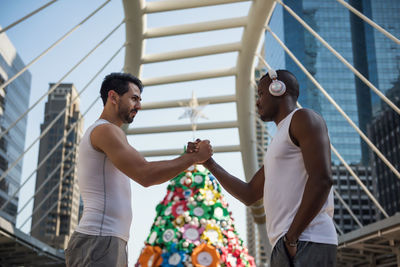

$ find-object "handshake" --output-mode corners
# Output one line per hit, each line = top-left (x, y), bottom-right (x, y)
(186, 139), (213, 164)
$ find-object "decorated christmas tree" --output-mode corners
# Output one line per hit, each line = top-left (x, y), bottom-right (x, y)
(136, 164), (255, 267)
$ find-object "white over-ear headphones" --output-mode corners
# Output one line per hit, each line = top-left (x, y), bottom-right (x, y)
(268, 69), (286, 96)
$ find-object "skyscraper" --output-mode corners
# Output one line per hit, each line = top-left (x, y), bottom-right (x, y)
(332, 164), (376, 233)
(368, 84), (400, 217)
(265, 0), (400, 165)
(0, 27), (31, 225)
(31, 83), (83, 250)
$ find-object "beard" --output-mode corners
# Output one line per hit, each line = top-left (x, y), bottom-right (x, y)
(118, 104), (137, 124)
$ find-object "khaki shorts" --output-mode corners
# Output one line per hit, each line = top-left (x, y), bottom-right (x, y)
(65, 231), (127, 267)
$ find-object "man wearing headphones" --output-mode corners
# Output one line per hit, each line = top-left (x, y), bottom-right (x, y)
(65, 73), (213, 266)
(189, 69), (337, 266)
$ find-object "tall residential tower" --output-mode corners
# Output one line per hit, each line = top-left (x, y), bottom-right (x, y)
(31, 83), (83, 249)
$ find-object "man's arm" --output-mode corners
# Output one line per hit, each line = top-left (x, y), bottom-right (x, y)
(201, 158), (264, 206)
(285, 109), (333, 255)
(90, 124), (212, 187)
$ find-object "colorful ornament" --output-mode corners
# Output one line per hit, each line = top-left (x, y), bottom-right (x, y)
(192, 173), (206, 188)
(147, 226), (163, 246)
(138, 165), (255, 267)
(182, 224), (204, 243)
(201, 224), (223, 245)
(138, 245), (163, 267)
(211, 203), (229, 221)
(192, 243), (220, 267)
(188, 202), (211, 220)
(199, 187), (220, 206)
(172, 201), (188, 218)
(162, 190), (175, 206)
(161, 244), (187, 267)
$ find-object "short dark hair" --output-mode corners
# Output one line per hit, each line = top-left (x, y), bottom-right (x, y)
(100, 73), (143, 105)
(260, 69), (299, 99)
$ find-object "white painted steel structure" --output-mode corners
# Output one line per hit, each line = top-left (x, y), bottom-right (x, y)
(123, 0), (276, 261)
(0, 0), (399, 266)
(121, 0), (400, 265)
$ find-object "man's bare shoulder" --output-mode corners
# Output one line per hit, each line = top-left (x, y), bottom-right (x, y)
(92, 122), (124, 134)
(292, 108), (326, 129)
(91, 123), (126, 152)
(290, 108), (328, 145)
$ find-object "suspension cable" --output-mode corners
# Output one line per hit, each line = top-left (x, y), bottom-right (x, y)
(17, 96), (100, 218)
(263, 27), (400, 182)
(299, 102), (387, 219)
(334, 221), (345, 235)
(0, 0), (111, 93)
(0, 17), (122, 142)
(0, 45), (124, 212)
(333, 188), (363, 227)
(18, 96), (100, 229)
(336, 0), (400, 45)
(23, 166), (75, 231)
(0, 0), (59, 34)
(29, 180), (72, 234)
(330, 144), (389, 218)
(0, 22), (124, 184)
(15, 147), (74, 216)
(257, 53), (389, 218)
(29, 187), (73, 234)
(275, 0), (400, 116)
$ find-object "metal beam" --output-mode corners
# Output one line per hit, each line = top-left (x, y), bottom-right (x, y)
(142, 42), (241, 63)
(361, 243), (397, 252)
(144, 17), (247, 38)
(142, 67), (236, 86)
(143, 0), (250, 13)
(234, 0), (276, 260)
(126, 121), (238, 135)
(123, 0), (145, 76)
(351, 245), (392, 255)
(140, 145), (240, 157)
(141, 94), (236, 110)
(0, 0), (58, 34)
(0, 217), (65, 265)
(338, 213), (400, 248)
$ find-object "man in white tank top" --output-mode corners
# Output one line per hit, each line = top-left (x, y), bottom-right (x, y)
(65, 73), (213, 267)
(189, 70), (337, 266)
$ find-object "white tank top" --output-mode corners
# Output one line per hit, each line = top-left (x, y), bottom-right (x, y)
(75, 119), (132, 242)
(263, 109), (337, 248)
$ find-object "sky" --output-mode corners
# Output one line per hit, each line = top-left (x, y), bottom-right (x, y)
(0, 0), (257, 264)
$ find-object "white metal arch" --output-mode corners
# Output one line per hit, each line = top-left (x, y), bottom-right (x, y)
(122, 0), (276, 263)
(0, 0), (398, 265)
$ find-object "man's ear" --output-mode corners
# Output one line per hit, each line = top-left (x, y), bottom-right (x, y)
(108, 90), (118, 104)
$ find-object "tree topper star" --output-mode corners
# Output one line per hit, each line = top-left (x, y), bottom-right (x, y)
(178, 91), (209, 139)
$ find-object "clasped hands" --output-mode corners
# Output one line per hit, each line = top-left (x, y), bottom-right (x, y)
(188, 139), (298, 259)
(186, 139), (212, 164)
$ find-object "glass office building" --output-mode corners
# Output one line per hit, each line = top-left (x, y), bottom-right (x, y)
(264, 0), (400, 165)
(366, 1), (400, 113)
(0, 29), (32, 224)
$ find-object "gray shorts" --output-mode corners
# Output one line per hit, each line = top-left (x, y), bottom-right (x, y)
(270, 236), (337, 267)
(65, 231), (127, 267)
